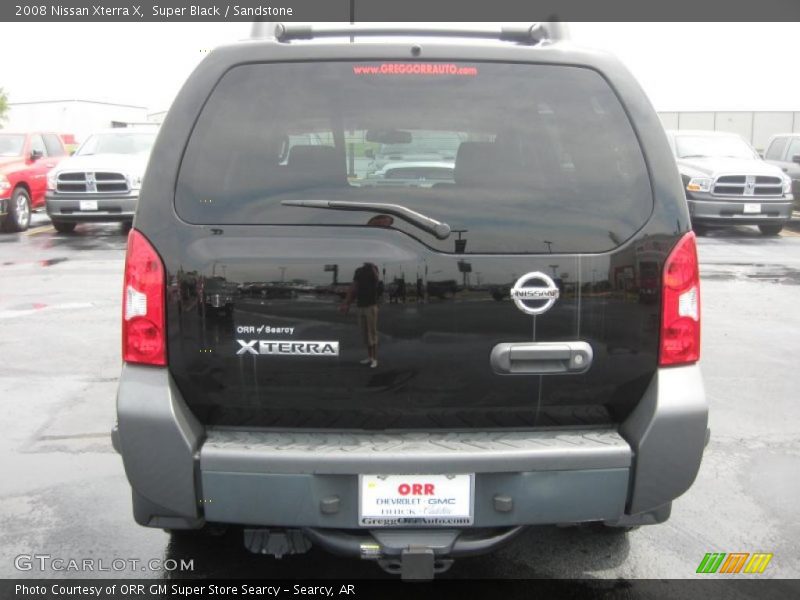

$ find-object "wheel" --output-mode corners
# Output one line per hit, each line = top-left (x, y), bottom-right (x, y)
(2, 187), (31, 232)
(52, 220), (76, 233)
(758, 224), (783, 236)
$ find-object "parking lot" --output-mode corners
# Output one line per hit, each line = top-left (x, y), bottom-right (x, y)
(0, 213), (799, 580)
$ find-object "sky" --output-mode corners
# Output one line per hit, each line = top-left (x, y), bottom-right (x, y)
(0, 22), (797, 114)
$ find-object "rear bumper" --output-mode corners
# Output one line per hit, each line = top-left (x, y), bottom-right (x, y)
(45, 193), (138, 222)
(114, 364), (707, 530)
(688, 197), (792, 225)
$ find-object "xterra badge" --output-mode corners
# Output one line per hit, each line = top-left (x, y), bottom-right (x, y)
(236, 340), (339, 356)
(510, 272), (560, 315)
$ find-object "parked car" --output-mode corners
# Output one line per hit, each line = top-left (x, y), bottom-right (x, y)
(665, 129), (793, 236)
(0, 132), (68, 232)
(360, 161), (455, 188)
(202, 275), (238, 317)
(60, 133), (78, 155)
(365, 130), (463, 173)
(113, 23), (707, 579)
(763, 133), (800, 210)
(45, 129), (157, 233)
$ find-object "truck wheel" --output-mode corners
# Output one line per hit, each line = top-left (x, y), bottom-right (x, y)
(52, 221), (76, 234)
(758, 224), (783, 236)
(3, 187), (31, 232)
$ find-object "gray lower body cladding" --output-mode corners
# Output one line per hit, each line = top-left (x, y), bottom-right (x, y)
(114, 364), (707, 532)
(45, 193), (138, 222)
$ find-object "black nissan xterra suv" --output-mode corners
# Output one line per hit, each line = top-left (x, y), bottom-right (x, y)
(112, 23), (708, 579)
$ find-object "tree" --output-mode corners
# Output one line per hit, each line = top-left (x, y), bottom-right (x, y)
(0, 87), (8, 126)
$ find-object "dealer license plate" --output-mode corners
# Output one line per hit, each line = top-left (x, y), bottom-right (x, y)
(359, 474), (474, 527)
(743, 203), (761, 214)
(79, 200), (98, 211)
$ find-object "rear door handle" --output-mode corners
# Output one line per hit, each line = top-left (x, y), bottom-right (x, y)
(490, 341), (593, 375)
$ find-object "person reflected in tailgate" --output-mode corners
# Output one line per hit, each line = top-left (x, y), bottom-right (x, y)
(340, 261), (381, 368)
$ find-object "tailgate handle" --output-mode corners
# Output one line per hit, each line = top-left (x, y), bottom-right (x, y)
(490, 342), (593, 375)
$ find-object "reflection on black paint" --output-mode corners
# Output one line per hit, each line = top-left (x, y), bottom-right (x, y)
(164, 228), (665, 430)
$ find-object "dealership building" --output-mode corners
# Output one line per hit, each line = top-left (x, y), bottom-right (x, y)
(658, 111), (800, 152)
(3, 99), (157, 143)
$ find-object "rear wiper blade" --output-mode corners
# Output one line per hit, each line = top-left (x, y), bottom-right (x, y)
(281, 200), (451, 240)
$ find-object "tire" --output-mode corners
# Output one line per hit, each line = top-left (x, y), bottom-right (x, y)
(2, 187), (31, 232)
(52, 220), (76, 234)
(758, 224), (783, 236)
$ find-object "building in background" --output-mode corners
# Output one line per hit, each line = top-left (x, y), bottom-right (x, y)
(147, 110), (168, 125)
(658, 111), (800, 153)
(2, 99), (151, 144)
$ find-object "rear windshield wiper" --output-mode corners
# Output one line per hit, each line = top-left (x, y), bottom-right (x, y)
(281, 200), (451, 240)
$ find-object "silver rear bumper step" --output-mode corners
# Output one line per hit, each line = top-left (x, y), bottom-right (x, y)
(201, 428), (631, 474)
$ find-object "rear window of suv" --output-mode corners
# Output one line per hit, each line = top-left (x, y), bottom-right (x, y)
(176, 62), (652, 254)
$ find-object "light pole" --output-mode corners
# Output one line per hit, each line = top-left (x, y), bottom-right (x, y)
(452, 229), (469, 253)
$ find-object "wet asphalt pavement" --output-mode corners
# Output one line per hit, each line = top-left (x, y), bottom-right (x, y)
(1, 213), (799, 582)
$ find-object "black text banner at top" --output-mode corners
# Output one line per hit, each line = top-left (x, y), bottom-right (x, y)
(4, 0), (800, 22)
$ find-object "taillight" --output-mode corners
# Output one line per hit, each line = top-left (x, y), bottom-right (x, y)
(659, 231), (701, 366)
(122, 229), (166, 366)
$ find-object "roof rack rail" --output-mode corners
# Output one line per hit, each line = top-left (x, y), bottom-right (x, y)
(267, 23), (568, 45)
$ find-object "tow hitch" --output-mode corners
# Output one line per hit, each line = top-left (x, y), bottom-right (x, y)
(379, 547), (451, 580)
(243, 529), (312, 559)
(302, 527), (524, 580)
(243, 527), (523, 579)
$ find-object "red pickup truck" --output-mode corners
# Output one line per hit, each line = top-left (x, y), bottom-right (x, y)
(0, 132), (68, 232)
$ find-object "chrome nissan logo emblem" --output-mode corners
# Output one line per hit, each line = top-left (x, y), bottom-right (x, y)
(510, 271), (560, 315)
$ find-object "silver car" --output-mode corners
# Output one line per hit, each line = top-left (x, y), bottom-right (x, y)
(666, 129), (793, 236)
(45, 129), (157, 233)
